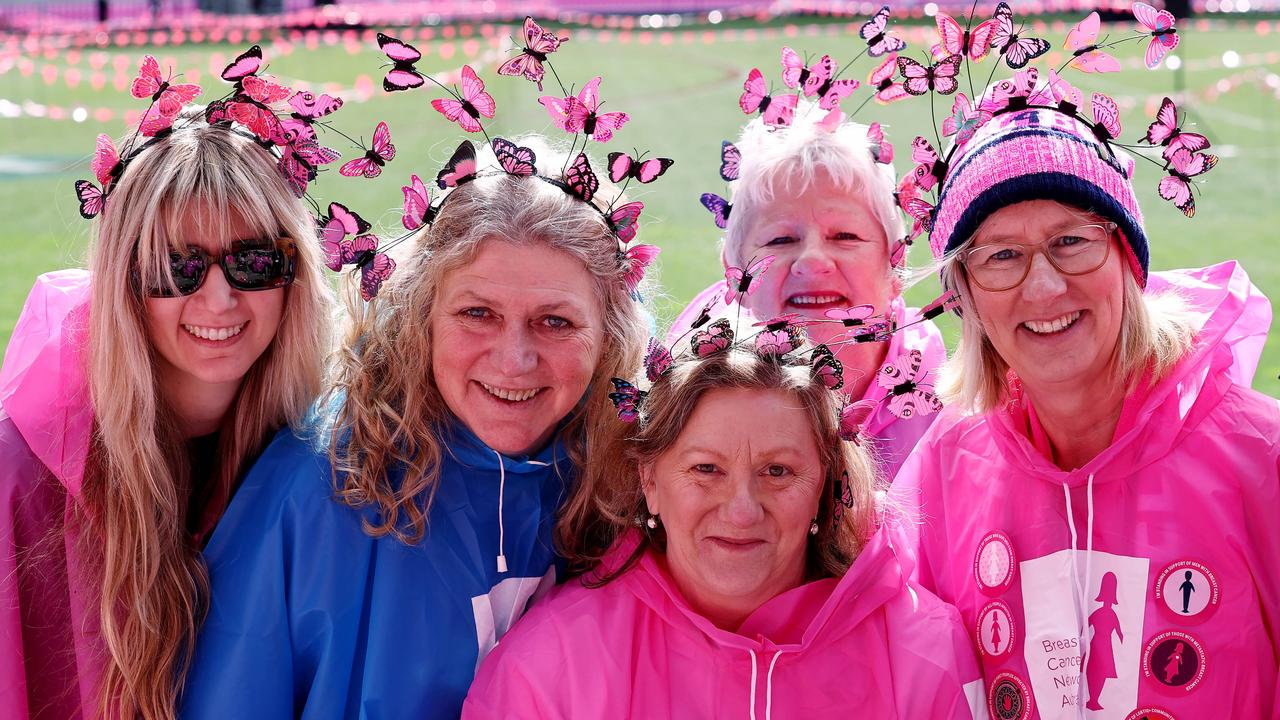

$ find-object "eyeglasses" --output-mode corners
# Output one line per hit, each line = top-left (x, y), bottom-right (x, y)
(144, 240), (297, 298)
(959, 223), (1117, 292)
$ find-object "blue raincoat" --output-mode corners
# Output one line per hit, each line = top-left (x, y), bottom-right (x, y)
(180, 412), (573, 719)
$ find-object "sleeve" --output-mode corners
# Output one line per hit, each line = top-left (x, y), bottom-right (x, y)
(463, 604), (579, 720)
(179, 434), (322, 719)
(0, 418), (84, 719)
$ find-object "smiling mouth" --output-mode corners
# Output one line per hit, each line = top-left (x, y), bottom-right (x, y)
(1021, 311), (1083, 336)
(478, 381), (544, 403)
(182, 322), (246, 342)
(786, 293), (847, 309)
(707, 536), (766, 551)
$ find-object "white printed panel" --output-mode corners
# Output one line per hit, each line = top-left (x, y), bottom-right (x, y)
(1019, 550), (1148, 720)
(472, 567), (557, 670)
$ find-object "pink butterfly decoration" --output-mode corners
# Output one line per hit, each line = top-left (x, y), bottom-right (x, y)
(724, 255), (776, 305)
(401, 174), (433, 231)
(898, 54), (962, 97)
(867, 122), (894, 165)
(432, 65), (496, 133)
(496, 16), (567, 91)
(1046, 69), (1084, 111)
(920, 291), (960, 320)
(607, 152), (673, 184)
(74, 134), (122, 219)
(739, 68), (798, 127)
(131, 55), (201, 136)
(990, 2), (1051, 69)
(1159, 148), (1217, 218)
(1064, 12), (1121, 74)
(608, 201), (644, 244)
(644, 338), (673, 382)
(720, 141), (741, 181)
(621, 243), (660, 293)
(492, 137), (537, 177)
(941, 93), (991, 149)
(876, 349), (943, 419)
(838, 399), (878, 443)
(691, 319), (734, 357)
(1090, 93), (1122, 142)
(868, 54), (909, 105)
(810, 344), (844, 391)
(860, 5), (907, 57)
(909, 136), (946, 192)
(339, 121), (395, 179)
(541, 76), (630, 142)
(318, 202), (372, 271)
(1142, 97), (1209, 160)
(935, 11), (999, 62)
(377, 33), (425, 92)
(436, 140), (478, 189)
(1133, 1), (1179, 69)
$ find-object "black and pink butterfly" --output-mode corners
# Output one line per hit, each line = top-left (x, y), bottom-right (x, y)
(724, 255), (776, 305)
(644, 337), (674, 382)
(739, 68), (798, 127)
(278, 91), (343, 196)
(877, 349), (943, 419)
(860, 6), (908, 57)
(1142, 97), (1209, 160)
(990, 2), (1051, 69)
(607, 152), (673, 184)
(608, 378), (647, 423)
(897, 53), (962, 97)
(207, 45), (292, 143)
(492, 137), (538, 178)
(377, 33), (426, 92)
(437, 140), (479, 189)
(339, 122), (396, 179)
(780, 47), (859, 111)
(318, 202), (372, 271)
(810, 344), (845, 391)
(541, 76), (630, 143)
(1160, 148), (1217, 218)
(920, 291), (960, 320)
(832, 471), (855, 523)
(700, 192), (732, 230)
(868, 54), (909, 105)
(559, 152), (600, 203)
(401, 174), (436, 231)
(131, 55), (202, 136)
(497, 16), (567, 91)
(867, 122), (894, 165)
(908, 136), (948, 192)
(692, 318), (734, 357)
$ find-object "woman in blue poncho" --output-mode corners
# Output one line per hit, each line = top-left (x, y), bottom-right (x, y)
(180, 137), (649, 718)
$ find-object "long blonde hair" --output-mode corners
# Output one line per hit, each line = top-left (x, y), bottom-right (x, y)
(328, 137), (649, 545)
(83, 115), (330, 718)
(559, 342), (881, 582)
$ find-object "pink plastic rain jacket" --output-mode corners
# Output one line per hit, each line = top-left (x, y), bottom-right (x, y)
(893, 262), (1279, 720)
(669, 285), (947, 481)
(463, 526), (985, 719)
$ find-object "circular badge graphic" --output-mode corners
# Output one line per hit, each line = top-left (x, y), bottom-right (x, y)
(1143, 630), (1207, 695)
(976, 600), (1016, 660)
(974, 530), (1016, 596)
(1153, 560), (1220, 625)
(1125, 708), (1176, 720)
(988, 671), (1033, 720)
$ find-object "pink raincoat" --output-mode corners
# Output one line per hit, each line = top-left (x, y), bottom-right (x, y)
(894, 262), (1279, 720)
(669, 284), (947, 480)
(0, 270), (98, 719)
(463, 526), (985, 719)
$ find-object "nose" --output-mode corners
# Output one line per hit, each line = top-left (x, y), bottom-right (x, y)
(721, 473), (766, 529)
(1019, 250), (1068, 301)
(193, 264), (239, 313)
(495, 323), (538, 377)
(789, 233), (836, 277)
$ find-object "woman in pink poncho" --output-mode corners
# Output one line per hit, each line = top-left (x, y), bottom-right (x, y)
(893, 99), (1279, 720)
(464, 339), (984, 719)
(0, 114), (330, 718)
(669, 99), (945, 480)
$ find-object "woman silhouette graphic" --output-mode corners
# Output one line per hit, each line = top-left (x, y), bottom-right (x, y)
(1086, 572), (1124, 711)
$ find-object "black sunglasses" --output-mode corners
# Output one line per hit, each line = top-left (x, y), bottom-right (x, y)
(144, 240), (297, 298)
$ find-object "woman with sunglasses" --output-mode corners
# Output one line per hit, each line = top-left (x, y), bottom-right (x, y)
(0, 114), (330, 719)
(894, 104), (1279, 718)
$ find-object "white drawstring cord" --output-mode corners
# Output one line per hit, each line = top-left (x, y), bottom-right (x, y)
(494, 450), (508, 573)
(1077, 473), (1096, 716)
(747, 650), (759, 720)
(491, 451), (552, 574)
(1063, 482), (1089, 717)
(764, 651), (782, 720)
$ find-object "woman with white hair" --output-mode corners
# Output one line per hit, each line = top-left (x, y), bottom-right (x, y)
(673, 101), (944, 479)
(895, 100), (1280, 718)
(0, 113), (331, 719)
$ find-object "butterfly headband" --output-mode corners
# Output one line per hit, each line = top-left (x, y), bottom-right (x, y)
(74, 46), (351, 223)
(891, 0), (1215, 254)
(361, 17), (675, 301)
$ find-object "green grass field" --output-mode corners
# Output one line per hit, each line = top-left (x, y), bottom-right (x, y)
(2, 15), (1277, 396)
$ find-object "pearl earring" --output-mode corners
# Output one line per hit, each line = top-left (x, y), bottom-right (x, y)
(809, 520), (819, 535)
(646, 515), (659, 530)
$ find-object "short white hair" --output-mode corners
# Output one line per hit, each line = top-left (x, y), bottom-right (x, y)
(723, 99), (904, 265)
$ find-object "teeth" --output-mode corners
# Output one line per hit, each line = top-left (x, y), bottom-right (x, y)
(480, 382), (541, 402)
(1022, 311), (1082, 335)
(789, 294), (844, 306)
(182, 323), (245, 341)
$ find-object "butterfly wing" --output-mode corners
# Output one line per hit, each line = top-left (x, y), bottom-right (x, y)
(644, 338), (674, 383)
(589, 111), (630, 143)
(780, 46), (805, 89)
(91, 133), (120, 186)
(810, 345), (845, 390)
(338, 155), (377, 178)
(818, 79), (860, 110)
(897, 56), (932, 96)
(523, 16), (565, 55)
(1166, 132), (1210, 158)
(935, 13), (964, 57)
(700, 192), (731, 230)
(370, 121), (396, 163)
(436, 140), (478, 189)
(383, 68), (425, 92)
(1003, 37), (1051, 69)
(1132, 2), (1171, 32)
(692, 319), (734, 357)
(803, 55), (836, 97)
(378, 33), (422, 64)
(762, 93), (799, 127)
(888, 388), (943, 419)
(860, 6), (889, 41)
(459, 65), (497, 119)
(719, 140), (742, 182)
(838, 399), (878, 442)
(432, 98), (478, 132)
(241, 75), (292, 104)
(739, 68), (767, 114)
(1145, 32), (1179, 68)
(1071, 49), (1122, 73)
(1065, 12), (1101, 53)
(130, 55), (163, 99)
(493, 137), (537, 177)
(538, 93), (577, 132)
(931, 53), (963, 95)
(288, 90), (343, 119)
(74, 180), (105, 219)
(563, 152), (598, 202)
(634, 157), (673, 184)
(402, 174), (431, 230)
(329, 201), (371, 236)
(156, 82), (201, 118)
(608, 201), (644, 244)
(607, 152), (633, 183)
(497, 54), (542, 86)
(359, 253), (397, 301)
(967, 17), (999, 61)
(1047, 69), (1084, 109)
(1091, 93), (1123, 140)
(744, 255), (777, 289)
(990, 2), (1016, 49)
(723, 266), (745, 304)
(1143, 97), (1179, 145)
(877, 348), (925, 390)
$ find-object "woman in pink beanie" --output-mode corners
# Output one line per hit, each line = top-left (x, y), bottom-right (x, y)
(894, 89), (1279, 720)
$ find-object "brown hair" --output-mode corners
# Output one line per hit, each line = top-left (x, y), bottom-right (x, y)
(327, 136), (649, 544)
(82, 114), (330, 718)
(558, 340), (881, 584)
